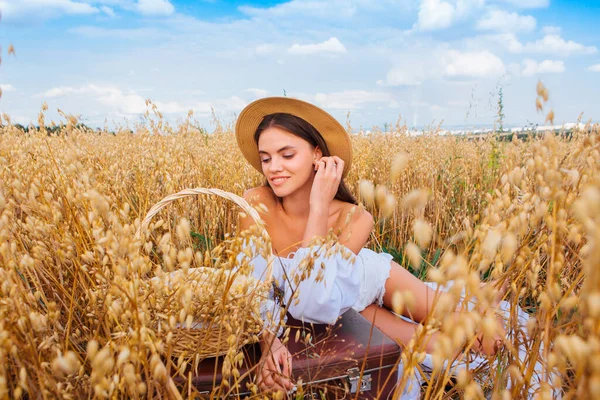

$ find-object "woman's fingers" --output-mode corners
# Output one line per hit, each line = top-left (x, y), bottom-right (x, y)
(280, 350), (291, 377)
(332, 156), (344, 180)
(259, 366), (285, 393)
(274, 373), (290, 390)
(331, 156), (343, 166)
(282, 352), (294, 389)
(314, 159), (323, 171)
(324, 156), (336, 175)
(316, 156), (342, 177)
(261, 351), (288, 392)
(258, 368), (275, 390)
(273, 350), (293, 389)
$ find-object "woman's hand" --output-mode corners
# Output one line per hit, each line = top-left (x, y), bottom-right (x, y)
(258, 335), (294, 393)
(309, 156), (344, 213)
(301, 156), (344, 246)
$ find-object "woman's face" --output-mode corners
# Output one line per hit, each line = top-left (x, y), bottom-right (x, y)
(257, 126), (320, 197)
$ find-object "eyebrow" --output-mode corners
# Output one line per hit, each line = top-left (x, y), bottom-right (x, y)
(258, 145), (297, 155)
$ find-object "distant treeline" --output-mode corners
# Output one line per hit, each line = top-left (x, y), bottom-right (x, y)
(0, 123), (123, 135)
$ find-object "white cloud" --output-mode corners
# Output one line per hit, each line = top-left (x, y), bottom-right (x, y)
(542, 25), (561, 35)
(36, 86), (83, 98)
(34, 84), (246, 117)
(487, 33), (598, 56)
(443, 50), (505, 78)
(246, 88), (268, 98)
(385, 68), (426, 86)
(380, 50), (451, 87)
(35, 84), (148, 114)
(0, 84), (15, 92)
(523, 34), (598, 56)
(136, 0), (174, 16)
(100, 6), (116, 17)
(414, 0), (483, 31)
(255, 44), (274, 55)
(288, 37), (347, 55)
(476, 10), (536, 33)
(410, 100), (445, 112)
(312, 90), (392, 110)
(383, 47), (505, 86)
(0, 0), (100, 20)
(0, 0), (174, 19)
(68, 26), (163, 39)
(588, 64), (600, 72)
(415, 0), (455, 31)
(497, 0), (549, 8)
(506, 62), (523, 76)
(479, 33), (525, 52)
(521, 59), (565, 76)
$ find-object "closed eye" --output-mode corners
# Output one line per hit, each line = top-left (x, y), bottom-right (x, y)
(262, 154), (294, 163)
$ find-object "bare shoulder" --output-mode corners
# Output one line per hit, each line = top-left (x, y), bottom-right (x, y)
(334, 201), (374, 253)
(242, 186), (276, 206)
(334, 201), (374, 231)
(239, 186), (277, 232)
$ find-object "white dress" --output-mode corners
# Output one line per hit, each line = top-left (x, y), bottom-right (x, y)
(236, 240), (393, 325)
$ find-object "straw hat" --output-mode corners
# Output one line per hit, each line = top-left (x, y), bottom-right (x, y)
(235, 97), (353, 178)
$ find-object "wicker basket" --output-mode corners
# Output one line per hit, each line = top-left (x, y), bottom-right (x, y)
(136, 188), (275, 360)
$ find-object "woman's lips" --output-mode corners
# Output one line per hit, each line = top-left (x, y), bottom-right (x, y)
(270, 177), (289, 186)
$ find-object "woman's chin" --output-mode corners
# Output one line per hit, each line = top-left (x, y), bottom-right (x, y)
(271, 187), (289, 197)
(269, 184), (293, 198)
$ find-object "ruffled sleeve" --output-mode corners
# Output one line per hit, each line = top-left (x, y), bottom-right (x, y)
(276, 244), (361, 325)
(237, 240), (361, 325)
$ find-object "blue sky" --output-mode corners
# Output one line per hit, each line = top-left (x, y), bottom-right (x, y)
(0, 0), (599, 130)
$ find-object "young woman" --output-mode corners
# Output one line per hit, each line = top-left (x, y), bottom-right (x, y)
(234, 97), (504, 393)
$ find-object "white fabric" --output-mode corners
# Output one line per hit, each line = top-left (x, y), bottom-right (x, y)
(237, 241), (362, 325)
(351, 248), (393, 312)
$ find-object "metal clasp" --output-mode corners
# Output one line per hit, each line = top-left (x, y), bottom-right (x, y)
(347, 367), (372, 393)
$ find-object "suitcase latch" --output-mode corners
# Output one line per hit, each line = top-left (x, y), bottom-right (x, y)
(347, 367), (372, 393)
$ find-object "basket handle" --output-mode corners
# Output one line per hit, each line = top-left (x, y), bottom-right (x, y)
(135, 187), (273, 280)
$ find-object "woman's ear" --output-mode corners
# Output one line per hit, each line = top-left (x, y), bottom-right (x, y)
(313, 146), (323, 163)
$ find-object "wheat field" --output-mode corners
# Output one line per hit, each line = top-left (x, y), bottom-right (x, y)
(0, 96), (598, 399)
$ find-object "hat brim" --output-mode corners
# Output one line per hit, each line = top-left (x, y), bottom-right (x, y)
(235, 97), (353, 178)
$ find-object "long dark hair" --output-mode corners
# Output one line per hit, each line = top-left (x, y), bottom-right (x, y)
(254, 113), (357, 205)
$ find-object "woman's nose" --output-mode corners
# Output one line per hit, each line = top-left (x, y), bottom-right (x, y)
(269, 157), (284, 172)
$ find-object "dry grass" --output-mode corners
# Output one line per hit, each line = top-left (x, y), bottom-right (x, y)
(0, 102), (598, 399)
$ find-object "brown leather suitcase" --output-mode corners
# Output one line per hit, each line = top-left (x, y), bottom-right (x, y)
(174, 309), (401, 399)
